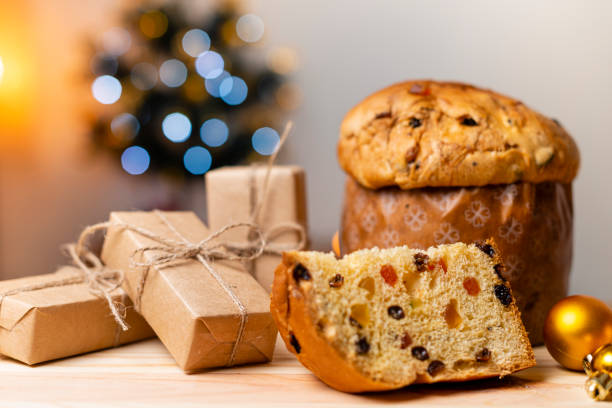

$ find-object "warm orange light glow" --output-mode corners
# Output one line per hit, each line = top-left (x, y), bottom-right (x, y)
(0, 3), (37, 150)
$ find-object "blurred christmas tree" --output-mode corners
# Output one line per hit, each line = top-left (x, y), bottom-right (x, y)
(87, 1), (299, 179)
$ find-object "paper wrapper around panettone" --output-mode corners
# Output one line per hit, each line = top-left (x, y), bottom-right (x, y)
(0, 267), (155, 365)
(341, 177), (573, 345)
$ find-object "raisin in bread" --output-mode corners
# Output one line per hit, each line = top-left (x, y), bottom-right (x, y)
(270, 240), (535, 393)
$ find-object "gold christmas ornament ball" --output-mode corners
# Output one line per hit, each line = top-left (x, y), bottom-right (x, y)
(544, 295), (612, 371)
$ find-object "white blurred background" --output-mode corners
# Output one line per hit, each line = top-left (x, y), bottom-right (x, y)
(1, 0), (610, 299)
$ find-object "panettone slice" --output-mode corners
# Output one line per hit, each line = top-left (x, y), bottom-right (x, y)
(270, 239), (535, 393)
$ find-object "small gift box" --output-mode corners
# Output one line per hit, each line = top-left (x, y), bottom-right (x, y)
(0, 266), (154, 365)
(206, 165), (308, 291)
(100, 211), (277, 371)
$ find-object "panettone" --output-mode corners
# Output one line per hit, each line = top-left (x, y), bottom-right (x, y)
(270, 240), (535, 393)
(338, 80), (580, 344)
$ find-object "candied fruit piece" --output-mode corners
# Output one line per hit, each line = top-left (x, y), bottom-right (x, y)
(413, 253), (429, 272)
(460, 116), (478, 126)
(411, 346), (429, 361)
(350, 304), (370, 327)
(463, 277), (481, 296)
(289, 333), (301, 354)
(438, 259), (447, 273)
(402, 272), (419, 292)
(380, 264), (398, 286)
(387, 305), (405, 320)
(358, 276), (376, 299)
(475, 241), (495, 257)
(476, 348), (491, 362)
(443, 299), (462, 329)
(494, 264), (506, 281)
(400, 333), (413, 349)
(328, 274), (344, 288)
(409, 117), (422, 128)
(427, 360), (445, 376)
(292, 263), (311, 282)
(356, 337), (370, 354)
(494, 285), (512, 306)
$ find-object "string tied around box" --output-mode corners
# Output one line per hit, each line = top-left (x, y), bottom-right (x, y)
(243, 121), (307, 276)
(0, 242), (130, 334)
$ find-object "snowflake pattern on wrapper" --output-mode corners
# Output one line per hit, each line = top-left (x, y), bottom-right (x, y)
(379, 192), (399, 218)
(403, 204), (427, 231)
(499, 217), (523, 243)
(504, 254), (525, 280)
(464, 200), (491, 228)
(494, 184), (518, 206)
(433, 222), (460, 244)
(380, 227), (400, 247)
(361, 211), (378, 233)
(426, 191), (459, 213)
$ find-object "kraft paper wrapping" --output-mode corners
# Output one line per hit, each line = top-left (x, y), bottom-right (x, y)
(341, 177), (573, 344)
(100, 211), (277, 371)
(0, 266), (154, 365)
(206, 165), (308, 291)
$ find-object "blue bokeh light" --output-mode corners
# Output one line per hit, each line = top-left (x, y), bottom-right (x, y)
(183, 146), (212, 175)
(130, 62), (158, 90)
(219, 76), (248, 105)
(204, 71), (230, 98)
(92, 75), (122, 104)
(121, 146), (150, 175)
(182, 29), (211, 57)
(159, 59), (187, 87)
(252, 127), (280, 155)
(200, 118), (228, 147)
(162, 112), (192, 143)
(195, 51), (224, 79)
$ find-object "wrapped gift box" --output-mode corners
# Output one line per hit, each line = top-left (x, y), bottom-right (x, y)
(100, 211), (277, 371)
(0, 267), (154, 365)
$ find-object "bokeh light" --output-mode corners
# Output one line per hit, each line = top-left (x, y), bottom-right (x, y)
(0, 57), (4, 84)
(200, 118), (228, 147)
(204, 70), (230, 97)
(219, 76), (248, 105)
(182, 29), (211, 57)
(159, 59), (187, 87)
(252, 127), (279, 155)
(139, 10), (168, 39)
(111, 113), (140, 141)
(183, 146), (212, 175)
(236, 14), (264, 43)
(195, 51), (224, 79)
(121, 146), (150, 175)
(267, 47), (298, 75)
(101, 27), (131, 56)
(162, 112), (191, 142)
(130, 62), (158, 90)
(92, 75), (122, 104)
(182, 75), (207, 102)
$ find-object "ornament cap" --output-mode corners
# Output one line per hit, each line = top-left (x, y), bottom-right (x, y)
(586, 371), (612, 401)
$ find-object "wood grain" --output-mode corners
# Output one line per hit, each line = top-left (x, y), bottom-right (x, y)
(0, 337), (593, 407)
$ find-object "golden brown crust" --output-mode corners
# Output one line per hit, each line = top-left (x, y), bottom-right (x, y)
(270, 254), (395, 393)
(338, 80), (580, 189)
(270, 245), (535, 393)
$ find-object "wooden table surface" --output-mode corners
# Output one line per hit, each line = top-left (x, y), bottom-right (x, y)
(0, 337), (595, 407)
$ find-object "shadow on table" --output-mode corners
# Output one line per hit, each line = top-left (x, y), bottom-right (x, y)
(356, 374), (543, 403)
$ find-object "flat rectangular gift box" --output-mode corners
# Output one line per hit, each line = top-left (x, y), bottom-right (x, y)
(100, 211), (277, 371)
(0, 266), (155, 365)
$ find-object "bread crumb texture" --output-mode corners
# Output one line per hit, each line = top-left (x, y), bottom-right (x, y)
(271, 241), (535, 392)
